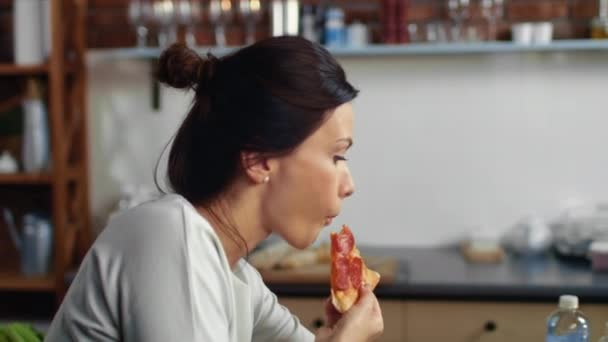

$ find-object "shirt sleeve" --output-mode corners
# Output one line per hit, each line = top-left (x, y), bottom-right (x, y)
(45, 201), (233, 342)
(44, 248), (121, 342)
(247, 265), (315, 342)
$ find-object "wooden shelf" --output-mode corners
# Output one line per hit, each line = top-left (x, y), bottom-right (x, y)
(0, 270), (55, 292)
(87, 39), (608, 61)
(0, 170), (85, 185)
(0, 64), (49, 76)
(0, 173), (52, 185)
(0, 0), (92, 301)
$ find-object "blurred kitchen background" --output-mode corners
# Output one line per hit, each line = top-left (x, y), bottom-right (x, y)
(1, 0), (608, 341)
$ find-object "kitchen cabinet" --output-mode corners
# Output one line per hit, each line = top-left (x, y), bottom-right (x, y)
(280, 297), (608, 342)
(279, 297), (405, 342)
(405, 300), (608, 342)
(269, 247), (608, 341)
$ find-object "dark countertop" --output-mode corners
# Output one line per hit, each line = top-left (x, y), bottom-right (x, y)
(267, 246), (608, 303)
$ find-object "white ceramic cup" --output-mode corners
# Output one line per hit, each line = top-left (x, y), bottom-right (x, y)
(533, 22), (554, 45)
(511, 22), (534, 45)
(347, 22), (369, 47)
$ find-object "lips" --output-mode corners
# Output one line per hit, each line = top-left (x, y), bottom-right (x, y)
(325, 215), (337, 226)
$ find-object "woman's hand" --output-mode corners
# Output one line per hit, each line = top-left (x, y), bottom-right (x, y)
(315, 285), (384, 342)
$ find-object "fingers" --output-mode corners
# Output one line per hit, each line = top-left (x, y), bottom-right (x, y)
(324, 297), (342, 327)
(328, 285), (385, 342)
(314, 327), (333, 342)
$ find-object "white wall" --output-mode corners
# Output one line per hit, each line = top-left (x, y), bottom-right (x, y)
(87, 51), (608, 246)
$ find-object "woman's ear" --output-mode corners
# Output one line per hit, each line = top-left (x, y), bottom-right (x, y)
(240, 151), (271, 184)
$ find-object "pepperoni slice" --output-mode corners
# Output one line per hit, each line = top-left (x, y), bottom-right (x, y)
(332, 226), (354, 256)
(349, 257), (362, 290)
(331, 226), (361, 292)
(332, 256), (350, 290)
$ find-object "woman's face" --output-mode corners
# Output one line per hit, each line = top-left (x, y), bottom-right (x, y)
(264, 102), (355, 249)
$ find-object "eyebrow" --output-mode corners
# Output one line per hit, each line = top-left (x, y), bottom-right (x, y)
(336, 137), (353, 149)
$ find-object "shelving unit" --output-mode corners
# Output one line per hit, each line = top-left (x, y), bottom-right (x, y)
(0, 270), (55, 292)
(0, 64), (49, 75)
(87, 39), (608, 61)
(0, 0), (91, 303)
(0, 173), (53, 185)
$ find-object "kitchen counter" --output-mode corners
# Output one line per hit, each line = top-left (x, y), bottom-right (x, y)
(266, 246), (608, 302)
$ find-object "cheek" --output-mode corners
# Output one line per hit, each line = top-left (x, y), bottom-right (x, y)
(269, 159), (340, 216)
(304, 164), (342, 215)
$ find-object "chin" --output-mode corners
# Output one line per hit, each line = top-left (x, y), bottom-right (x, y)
(291, 231), (322, 250)
(278, 221), (324, 249)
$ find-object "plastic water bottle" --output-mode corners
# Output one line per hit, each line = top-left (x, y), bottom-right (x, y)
(324, 7), (345, 47)
(598, 322), (608, 342)
(546, 295), (590, 342)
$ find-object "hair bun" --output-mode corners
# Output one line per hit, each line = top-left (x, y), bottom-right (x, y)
(157, 43), (203, 89)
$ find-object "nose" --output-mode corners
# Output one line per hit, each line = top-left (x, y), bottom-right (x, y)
(339, 168), (355, 199)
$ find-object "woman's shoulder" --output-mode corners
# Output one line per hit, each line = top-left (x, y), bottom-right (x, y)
(96, 194), (218, 255)
(106, 194), (204, 233)
(90, 193), (230, 277)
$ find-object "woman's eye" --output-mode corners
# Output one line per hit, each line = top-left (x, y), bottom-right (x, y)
(333, 155), (348, 163)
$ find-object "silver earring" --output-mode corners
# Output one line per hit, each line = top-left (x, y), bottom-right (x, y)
(263, 176), (270, 183)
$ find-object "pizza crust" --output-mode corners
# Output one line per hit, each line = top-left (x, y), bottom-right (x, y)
(331, 287), (358, 313)
(364, 266), (381, 289)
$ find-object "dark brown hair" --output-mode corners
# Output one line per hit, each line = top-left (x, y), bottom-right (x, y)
(156, 36), (358, 250)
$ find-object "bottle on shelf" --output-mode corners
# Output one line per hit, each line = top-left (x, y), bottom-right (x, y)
(22, 78), (50, 173)
(301, 4), (319, 43)
(546, 295), (590, 342)
(381, 0), (398, 44)
(324, 6), (346, 47)
(591, 0), (608, 39)
(599, 322), (608, 342)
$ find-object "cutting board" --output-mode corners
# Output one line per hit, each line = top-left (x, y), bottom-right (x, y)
(258, 256), (399, 285)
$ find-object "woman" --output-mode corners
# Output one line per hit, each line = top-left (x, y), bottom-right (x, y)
(46, 36), (383, 341)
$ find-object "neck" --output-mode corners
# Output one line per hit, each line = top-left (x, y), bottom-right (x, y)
(195, 182), (270, 267)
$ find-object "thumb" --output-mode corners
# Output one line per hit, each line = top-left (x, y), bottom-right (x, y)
(358, 284), (374, 302)
(348, 284), (375, 313)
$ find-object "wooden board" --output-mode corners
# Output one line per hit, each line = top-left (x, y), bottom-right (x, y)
(258, 256), (399, 285)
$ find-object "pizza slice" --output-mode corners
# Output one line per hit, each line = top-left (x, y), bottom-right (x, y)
(330, 225), (380, 313)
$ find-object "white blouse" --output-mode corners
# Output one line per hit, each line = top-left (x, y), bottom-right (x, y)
(45, 194), (314, 342)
